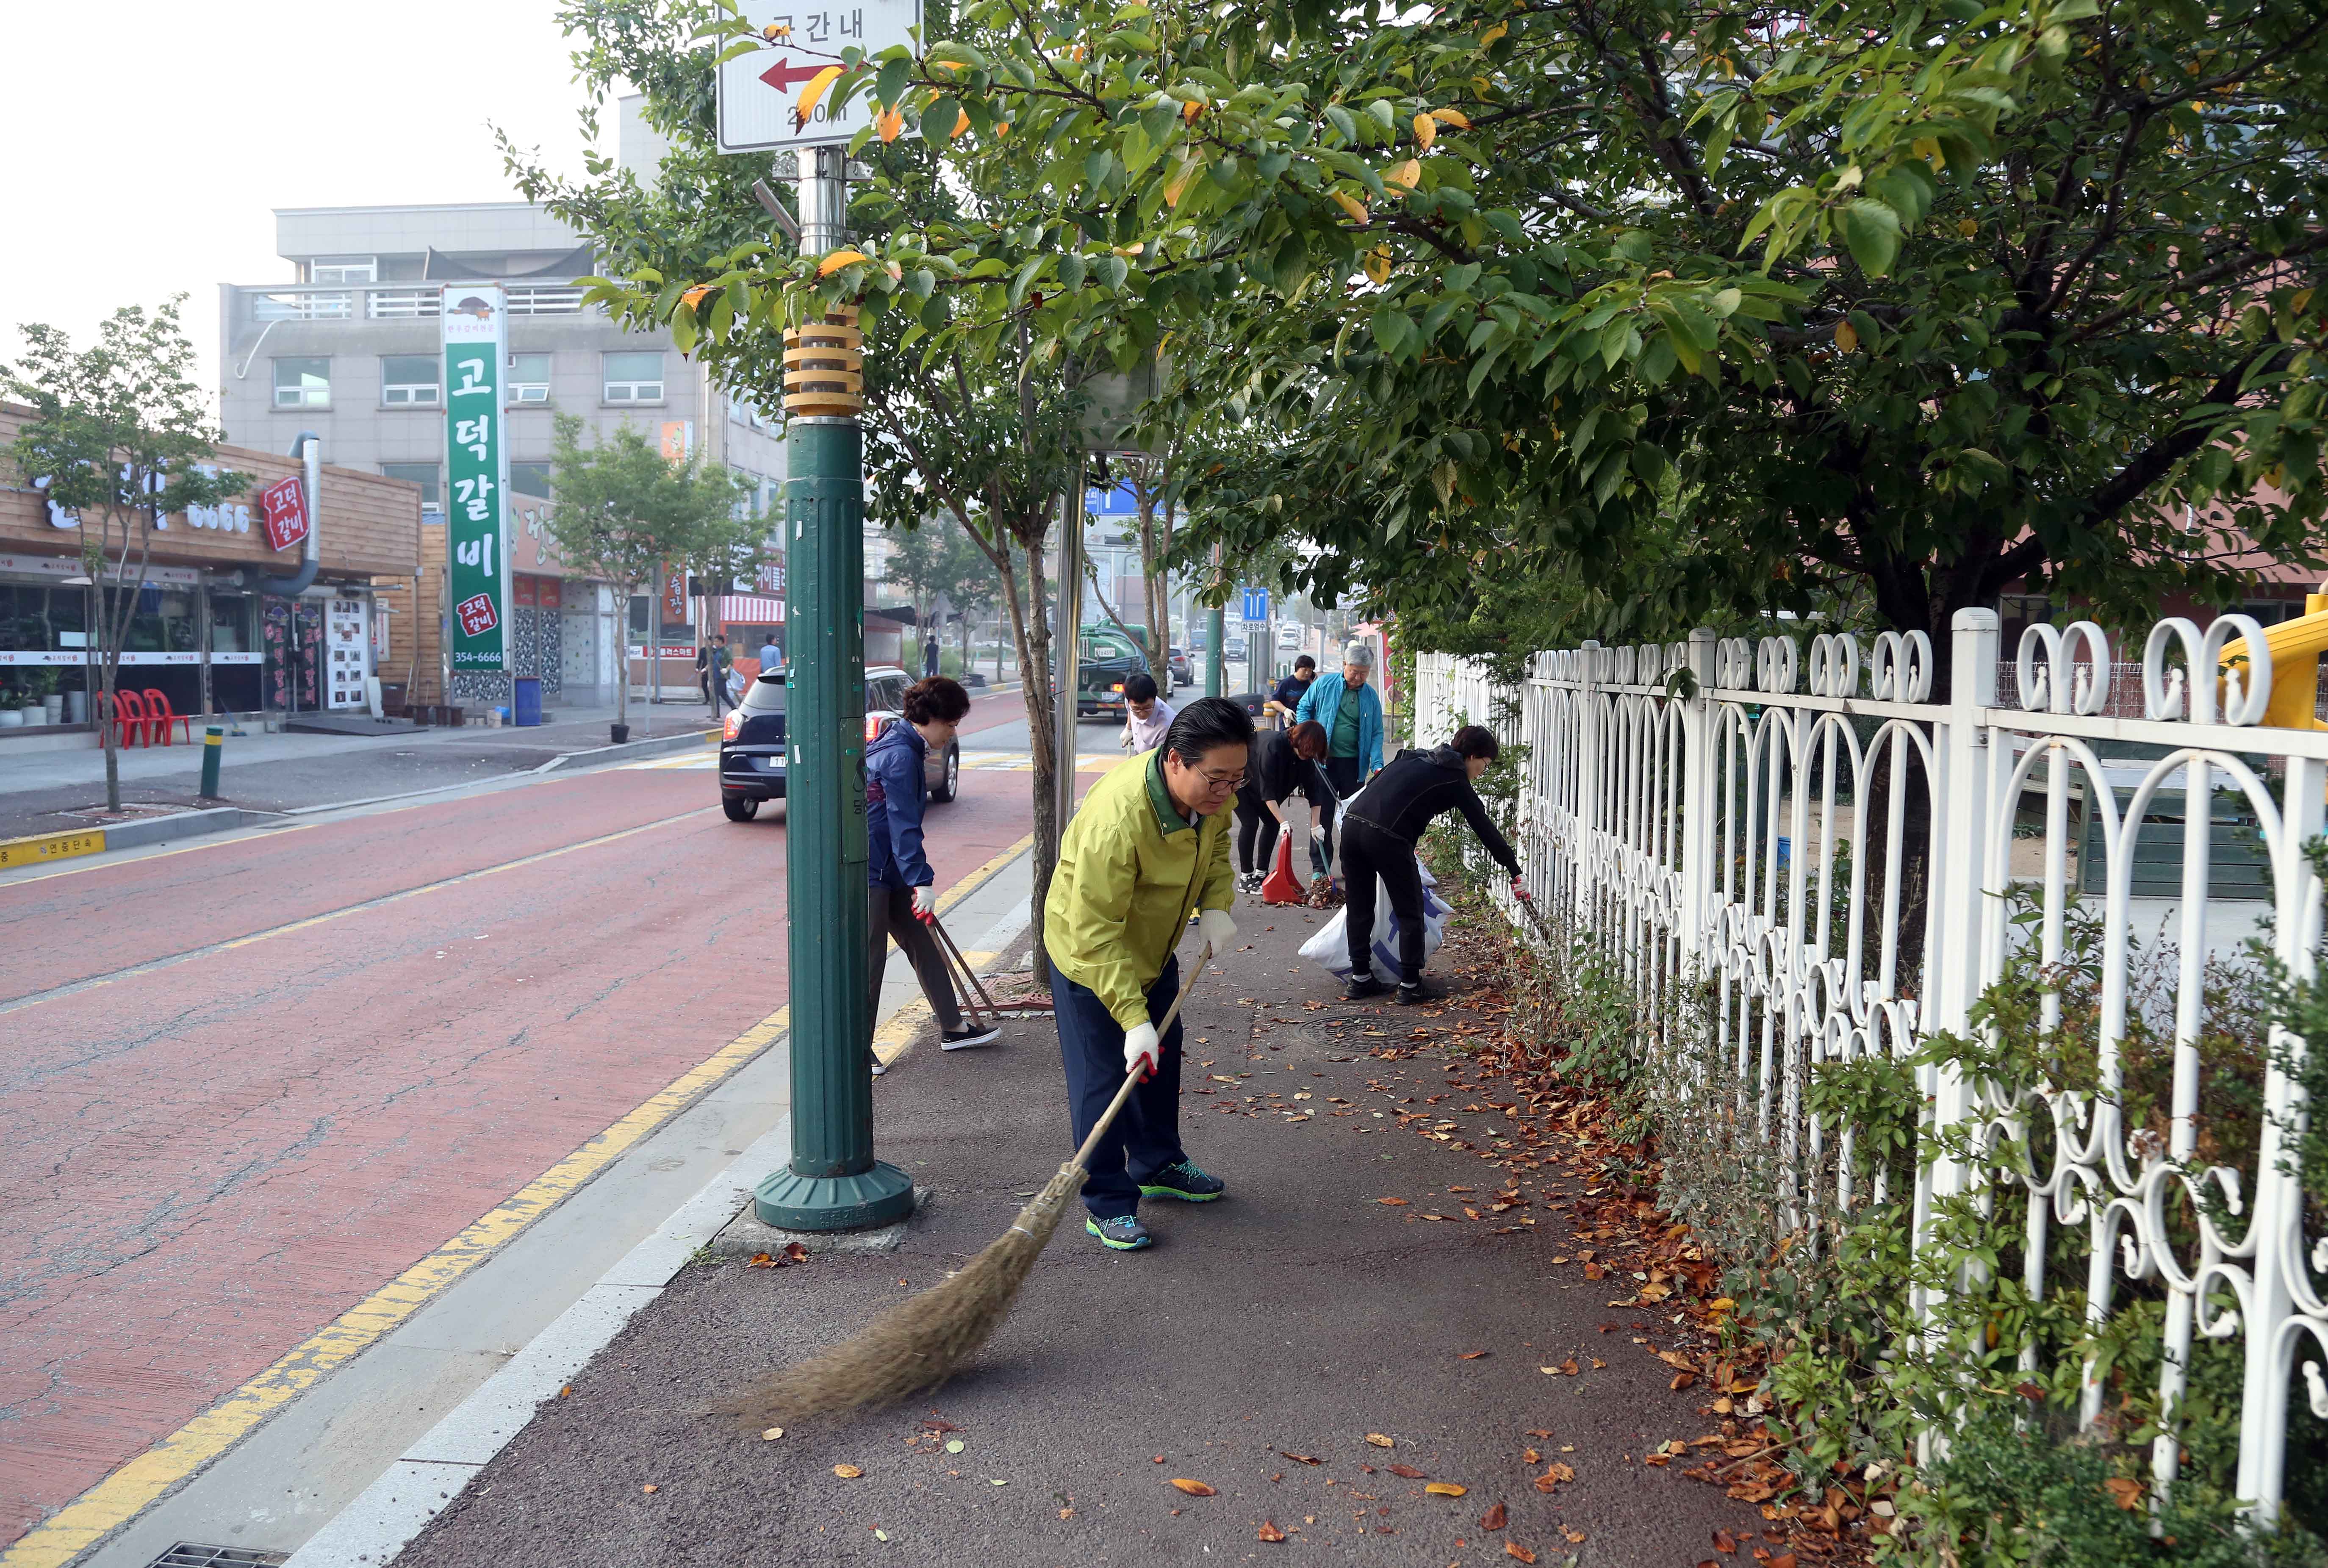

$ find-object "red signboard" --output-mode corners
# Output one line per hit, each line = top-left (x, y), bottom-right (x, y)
(513, 575), (538, 607)
(538, 577), (563, 609)
(755, 561), (787, 595)
(259, 476), (309, 552)
(455, 593), (499, 637)
(662, 568), (687, 622)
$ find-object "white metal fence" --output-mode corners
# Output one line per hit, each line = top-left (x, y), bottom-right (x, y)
(1414, 609), (2325, 1523)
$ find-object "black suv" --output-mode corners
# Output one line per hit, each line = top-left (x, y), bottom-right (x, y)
(719, 664), (960, 822)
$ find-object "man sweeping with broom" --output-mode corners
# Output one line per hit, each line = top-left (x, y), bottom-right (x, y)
(1045, 696), (1253, 1251)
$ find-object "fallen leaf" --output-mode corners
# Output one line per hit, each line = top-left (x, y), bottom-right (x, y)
(989, 1479), (1009, 1487)
(1714, 1529), (1738, 1551)
(1562, 1357), (1580, 1375)
(2104, 1477), (2144, 1510)
(641, 1483), (658, 1493)
(1459, 1349), (1490, 1360)
(1564, 1528), (1588, 1543)
(873, 1528), (890, 1542)
(1257, 1520), (1289, 1542)
(833, 1465), (863, 1478)
(1280, 1452), (1322, 1465)
(1426, 1482), (1469, 1497)
(1769, 1556), (1797, 1568)
(1672, 1372), (1697, 1390)
(1170, 1479), (1218, 1496)
(1522, 1449), (1540, 1464)
(761, 1427), (784, 1441)
(1388, 1464), (1426, 1479)
(1365, 1433), (1395, 1449)
(1059, 1507), (1074, 1520)
(1506, 1544), (1537, 1564)
(945, 1439), (965, 1454)
(1480, 1501), (1508, 1529)
(558, 1385), (573, 1398)
(1376, 1197), (1409, 1206)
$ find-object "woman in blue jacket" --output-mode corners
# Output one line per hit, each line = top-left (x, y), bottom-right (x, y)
(865, 675), (997, 1073)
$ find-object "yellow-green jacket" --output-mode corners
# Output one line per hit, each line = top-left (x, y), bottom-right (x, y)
(1044, 748), (1235, 1030)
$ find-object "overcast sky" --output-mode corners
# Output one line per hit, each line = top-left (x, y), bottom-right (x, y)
(0, 3), (608, 406)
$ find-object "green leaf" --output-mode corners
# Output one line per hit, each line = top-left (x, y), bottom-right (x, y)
(1324, 104), (1358, 144)
(876, 55), (911, 106)
(1009, 255), (1047, 307)
(1841, 199), (1903, 277)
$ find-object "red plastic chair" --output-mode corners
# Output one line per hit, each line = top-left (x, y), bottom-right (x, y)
(141, 689), (193, 745)
(100, 689), (148, 748)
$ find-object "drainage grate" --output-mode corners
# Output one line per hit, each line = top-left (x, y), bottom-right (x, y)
(144, 1547), (289, 1568)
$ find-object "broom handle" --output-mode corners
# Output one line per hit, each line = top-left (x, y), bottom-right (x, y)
(927, 909), (1004, 1019)
(1066, 940), (1216, 1175)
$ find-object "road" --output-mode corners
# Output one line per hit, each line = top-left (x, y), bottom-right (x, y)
(0, 690), (1125, 1551)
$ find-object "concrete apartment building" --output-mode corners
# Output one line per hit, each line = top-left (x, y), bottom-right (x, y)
(217, 200), (788, 710)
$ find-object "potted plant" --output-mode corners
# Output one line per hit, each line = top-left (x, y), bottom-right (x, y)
(0, 683), (21, 729)
(27, 667), (60, 725)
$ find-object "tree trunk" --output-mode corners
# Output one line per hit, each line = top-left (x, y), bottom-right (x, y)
(1013, 524), (1060, 984)
(100, 653), (121, 812)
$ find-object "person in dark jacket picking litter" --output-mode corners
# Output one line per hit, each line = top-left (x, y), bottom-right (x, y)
(1232, 719), (1332, 893)
(865, 676), (999, 1073)
(1341, 725), (1522, 1005)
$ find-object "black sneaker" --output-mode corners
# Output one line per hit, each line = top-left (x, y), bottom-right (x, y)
(1138, 1160), (1225, 1202)
(940, 1022), (1001, 1050)
(1086, 1214), (1154, 1250)
(1344, 972), (1388, 1000)
(1395, 978), (1444, 1006)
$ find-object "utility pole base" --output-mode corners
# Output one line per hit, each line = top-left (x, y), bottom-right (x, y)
(754, 1160), (917, 1231)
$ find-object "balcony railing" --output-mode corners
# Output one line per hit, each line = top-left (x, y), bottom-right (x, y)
(235, 281), (590, 326)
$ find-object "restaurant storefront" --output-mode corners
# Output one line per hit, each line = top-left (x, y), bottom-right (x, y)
(0, 404), (421, 737)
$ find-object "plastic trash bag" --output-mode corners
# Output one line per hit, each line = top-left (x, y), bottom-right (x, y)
(1298, 857), (1448, 977)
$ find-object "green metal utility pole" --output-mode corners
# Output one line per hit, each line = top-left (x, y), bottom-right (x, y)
(754, 145), (914, 1232)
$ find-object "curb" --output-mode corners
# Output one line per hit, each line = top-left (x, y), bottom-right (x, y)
(532, 729), (717, 774)
(279, 853), (1040, 1568)
(0, 807), (280, 872)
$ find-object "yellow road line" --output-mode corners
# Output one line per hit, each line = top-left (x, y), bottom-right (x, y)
(0, 827), (1037, 1568)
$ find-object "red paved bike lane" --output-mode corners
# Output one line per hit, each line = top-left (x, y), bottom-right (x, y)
(0, 728), (1043, 1548)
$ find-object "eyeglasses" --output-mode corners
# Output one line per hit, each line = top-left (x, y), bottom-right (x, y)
(1194, 766), (1245, 792)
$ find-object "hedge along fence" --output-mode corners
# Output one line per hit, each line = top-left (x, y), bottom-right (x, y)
(1413, 609), (2328, 1549)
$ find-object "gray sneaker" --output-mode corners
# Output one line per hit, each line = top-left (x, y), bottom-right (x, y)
(1086, 1214), (1153, 1251)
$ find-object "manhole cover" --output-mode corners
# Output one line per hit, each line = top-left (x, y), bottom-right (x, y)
(143, 1546), (288, 1568)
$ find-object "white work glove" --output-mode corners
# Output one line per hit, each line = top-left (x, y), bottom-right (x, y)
(1198, 907), (1238, 953)
(912, 884), (937, 920)
(1122, 1021), (1161, 1080)
(1510, 875), (1528, 902)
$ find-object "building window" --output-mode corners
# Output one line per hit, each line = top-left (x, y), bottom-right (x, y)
(508, 352), (552, 404)
(381, 463), (441, 510)
(273, 357), (331, 408)
(603, 351), (664, 404)
(381, 355), (440, 407)
(510, 463), (552, 500)
(2240, 598), (2306, 627)
(310, 255), (377, 284)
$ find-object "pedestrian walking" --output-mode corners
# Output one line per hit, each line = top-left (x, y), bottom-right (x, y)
(866, 675), (1000, 1074)
(757, 634), (784, 678)
(1341, 725), (1523, 1005)
(1262, 654), (1316, 728)
(1044, 696), (1250, 1250)
(1232, 720), (1330, 893)
(1294, 642), (1383, 865)
(1120, 670), (1175, 753)
(695, 642), (714, 705)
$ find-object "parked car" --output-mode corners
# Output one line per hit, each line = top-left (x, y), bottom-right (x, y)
(1075, 626), (1153, 719)
(1167, 645), (1193, 685)
(719, 663), (959, 822)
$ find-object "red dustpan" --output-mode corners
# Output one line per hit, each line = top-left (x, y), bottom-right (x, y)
(1261, 831), (1308, 904)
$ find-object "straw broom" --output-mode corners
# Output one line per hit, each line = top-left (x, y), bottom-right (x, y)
(729, 943), (1219, 1428)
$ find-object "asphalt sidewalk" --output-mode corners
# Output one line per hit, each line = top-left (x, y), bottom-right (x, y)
(379, 899), (1763, 1568)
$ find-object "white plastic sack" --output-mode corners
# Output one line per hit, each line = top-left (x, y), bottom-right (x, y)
(1297, 859), (1449, 978)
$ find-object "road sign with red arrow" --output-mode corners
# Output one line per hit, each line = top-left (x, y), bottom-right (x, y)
(715, 0), (925, 155)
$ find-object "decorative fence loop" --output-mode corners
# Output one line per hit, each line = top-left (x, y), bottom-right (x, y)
(1754, 636), (1799, 694)
(2015, 620), (2112, 715)
(1868, 629), (1934, 701)
(1807, 632), (1861, 698)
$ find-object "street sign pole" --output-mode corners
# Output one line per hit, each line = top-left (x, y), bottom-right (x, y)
(751, 143), (914, 1232)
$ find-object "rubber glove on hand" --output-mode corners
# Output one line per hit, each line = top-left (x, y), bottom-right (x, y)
(1197, 907), (1238, 953)
(1122, 1021), (1161, 1080)
(912, 885), (937, 920)
(1510, 875), (1528, 902)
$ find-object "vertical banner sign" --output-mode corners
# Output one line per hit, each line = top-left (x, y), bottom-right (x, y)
(442, 286), (510, 671)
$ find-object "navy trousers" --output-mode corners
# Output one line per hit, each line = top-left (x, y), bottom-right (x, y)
(1050, 955), (1187, 1220)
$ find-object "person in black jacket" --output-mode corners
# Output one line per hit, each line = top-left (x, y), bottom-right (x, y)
(1341, 725), (1523, 1004)
(1232, 720), (1332, 892)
